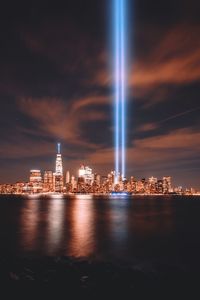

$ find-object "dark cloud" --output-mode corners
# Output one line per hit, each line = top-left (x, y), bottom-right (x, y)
(132, 25), (200, 90)
(18, 96), (109, 147)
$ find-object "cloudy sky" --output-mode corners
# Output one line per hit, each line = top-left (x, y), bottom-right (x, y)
(1, 0), (200, 188)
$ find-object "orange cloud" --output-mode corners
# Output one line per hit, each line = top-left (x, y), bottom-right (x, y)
(18, 96), (109, 149)
(134, 128), (200, 151)
(130, 25), (200, 102)
(136, 123), (159, 133)
(85, 128), (200, 172)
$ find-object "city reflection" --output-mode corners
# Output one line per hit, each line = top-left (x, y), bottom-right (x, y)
(46, 196), (65, 255)
(20, 199), (39, 251)
(17, 196), (178, 260)
(68, 195), (95, 257)
(108, 198), (129, 243)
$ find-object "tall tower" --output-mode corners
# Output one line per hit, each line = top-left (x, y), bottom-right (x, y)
(55, 143), (63, 175)
(54, 143), (63, 192)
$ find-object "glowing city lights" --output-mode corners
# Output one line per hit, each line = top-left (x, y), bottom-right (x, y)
(0, 143), (197, 195)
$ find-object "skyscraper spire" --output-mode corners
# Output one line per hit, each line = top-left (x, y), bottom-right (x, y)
(57, 143), (61, 154)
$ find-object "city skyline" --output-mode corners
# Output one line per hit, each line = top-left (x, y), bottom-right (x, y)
(0, 140), (199, 190)
(0, 143), (199, 194)
(0, 0), (200, 188)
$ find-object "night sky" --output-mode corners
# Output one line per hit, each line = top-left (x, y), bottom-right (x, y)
(1, 0), (200, 188)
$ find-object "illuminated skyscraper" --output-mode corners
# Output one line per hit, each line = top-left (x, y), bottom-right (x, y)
(94, 174), (101, 186)
(29, 169), (43, 193)
(54, 143), (63, 192)
(30, 170), (42, 183)
(78, 165), (94, 184)
(71, 175), (77, 191)
(148, 177), (158, 194)
(157, 180), (163, 194)
(66, 171), (70, 184)
(43, 171), (53, 192)
(55, 143), (63, 175)
(163, 176), (172, 193)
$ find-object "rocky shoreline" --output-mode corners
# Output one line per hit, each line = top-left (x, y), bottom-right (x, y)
(0, 256), (200, 298)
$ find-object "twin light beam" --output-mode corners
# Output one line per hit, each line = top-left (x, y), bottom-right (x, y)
(114, 0), (127, 182)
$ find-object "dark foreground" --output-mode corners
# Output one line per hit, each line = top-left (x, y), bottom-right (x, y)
(1, 256), (200, 298)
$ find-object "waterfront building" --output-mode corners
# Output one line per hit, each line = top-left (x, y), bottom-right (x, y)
(136, 180), (145, 193)
(43, 171), (53, 192)
(148, 177), (158, 194)
(78, 165), (94, 184)
(29, 170), (43, 193)
(94, 173), (101, 186)
(66, 171), (70, 184)
(14, 182), (24, 194)
(71, 175), (77, 192)
(157, 180), (163, 194)
(163, 176), (172, 193)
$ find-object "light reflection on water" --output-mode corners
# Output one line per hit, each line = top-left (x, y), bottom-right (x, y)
(1, 194), (200, 264)
(20, 199), (39, 251)
(108, 199), (129, 247)
(68, 195), (95, 257)
(46, 197), (65, 255)
(18, 195), (175, 259)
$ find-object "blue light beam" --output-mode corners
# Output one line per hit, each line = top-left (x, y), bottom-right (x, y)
(114, 0), (127, 182)
(114, 0), (120, 182)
